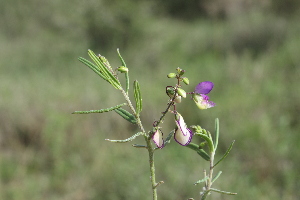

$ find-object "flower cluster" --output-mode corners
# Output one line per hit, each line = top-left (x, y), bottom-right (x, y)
(153, 81), (215, 148)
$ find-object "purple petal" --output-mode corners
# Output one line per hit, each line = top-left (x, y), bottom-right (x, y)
(152, 129), (164, 148)
(194, 81), (214, 94)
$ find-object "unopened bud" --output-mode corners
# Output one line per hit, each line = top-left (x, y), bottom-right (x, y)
(167, 73), (177, 78)
(166, 87), (175, 98)
(174, 95), (182, 103)
(176, 67), (185, 75)
(182, 77), (189, 85)
(177, 88), (186, 98)
(190, 125), (202, 133)
(117, 66), (129, 73)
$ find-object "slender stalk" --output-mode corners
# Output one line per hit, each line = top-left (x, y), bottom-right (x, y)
(120, 88), (158, 200)
(201, 150), (215, 200)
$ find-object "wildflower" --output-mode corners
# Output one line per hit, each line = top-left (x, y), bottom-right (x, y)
(192, 81), (216, 109)
(174, 112), (193, 146)
(152, 128), (164, 148)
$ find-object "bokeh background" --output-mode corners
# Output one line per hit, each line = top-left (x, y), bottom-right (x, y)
(1, 0), (300, 199)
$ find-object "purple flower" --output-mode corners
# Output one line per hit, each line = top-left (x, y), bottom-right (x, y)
(192, 81), (216, 109)
(152, 129), (164, 148)
(174, 112), (193, 146)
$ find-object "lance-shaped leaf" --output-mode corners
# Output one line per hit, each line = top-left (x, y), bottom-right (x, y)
(72, 103), (126, 114)
(133, 80), (142, 114)
(114, 108), (137, 124)
(117, 48), (129, 94)
(214, 118), (219, 150)
(87, 50), (122, 90)
(105, 132), (143, 143)
(186, 143), (210, 161)
(78, 57), (108, 81)
(210, 188), (237, 195)
(212, 171), (222, 183)
(194, 133), (214, 153)
(213, 140), (235, 168)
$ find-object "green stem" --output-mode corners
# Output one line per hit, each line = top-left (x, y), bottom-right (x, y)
(146, 136), (158, 200)
(201, 150), (215, 200)
(120, 88), (158, 200)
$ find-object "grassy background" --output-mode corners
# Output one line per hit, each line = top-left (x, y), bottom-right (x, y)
(1, 0), (300, 199)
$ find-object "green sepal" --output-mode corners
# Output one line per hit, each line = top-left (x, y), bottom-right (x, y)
(114, 108), (137, 124)
(78, 57), (107, 81)
(194, 133), (214, 153)
(133, 80), (142, 115)
(72, 103), (127, 114)
(194, 176), (209, 185)
(213, 140), (235, 168)
(117, 48), (129, 93)
(186, 143), (210, 161)
(87, 49), (122, 90)
(105, 132), (143, 143)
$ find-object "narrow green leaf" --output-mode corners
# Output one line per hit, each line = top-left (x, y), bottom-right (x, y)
(78, 57), (107, 81)
(194, 176), (209, 185)
(117, 48), (127, 68)
(214, 118), (219, 150)
(210, 188), (237, 195)
(132, 144), (147, 148)
(213, 140), (235, 168)
(105, 132), (143, 143)
(195, 133), (215, 153)
(186, 143), (210, 161)
(88, 50), (122, 90)
(133, 80), (142, 114)
(72, 103), (127, 114)
(212, 171), (222, 183)
(114, 108), (137, 124)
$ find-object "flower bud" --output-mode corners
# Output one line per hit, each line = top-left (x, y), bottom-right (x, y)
(174, 112), (193, 146)
(190, 125), (202, 133)
(167, 73), (177, 78)
(174, 95), (182, 103)
(117, 66), (129, 73)
(177, 88), (186, 98)
(182, 77), (189, 85)
(166, 87), (175, 98)
(176, 67), (185, 75)
(152, 128), (164, 149)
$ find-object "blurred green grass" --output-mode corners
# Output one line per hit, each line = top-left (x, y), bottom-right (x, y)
(1, 0), (300, 200)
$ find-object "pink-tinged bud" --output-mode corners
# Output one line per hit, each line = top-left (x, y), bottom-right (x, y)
(174, 113), (193, 146)
(177, 88), (186, 98)
(176, 67), (185, 75)
(152, 129), (164, 148)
